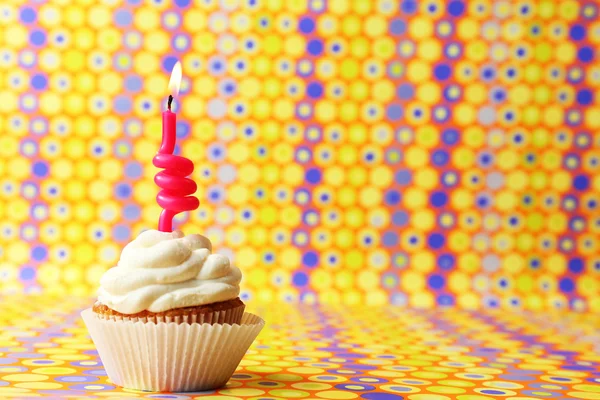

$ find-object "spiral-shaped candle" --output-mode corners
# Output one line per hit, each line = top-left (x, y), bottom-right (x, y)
(153, 94), (199, 232)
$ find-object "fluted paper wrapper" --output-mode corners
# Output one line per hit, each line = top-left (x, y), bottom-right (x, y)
(81, 308), (265, 392)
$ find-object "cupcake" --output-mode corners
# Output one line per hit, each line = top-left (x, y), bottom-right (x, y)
(82, 229), (264, 392)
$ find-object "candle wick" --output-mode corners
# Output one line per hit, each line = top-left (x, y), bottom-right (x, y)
(167, 95), (173, 111)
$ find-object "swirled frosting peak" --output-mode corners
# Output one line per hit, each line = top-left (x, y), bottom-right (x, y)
(98, 230), (241, 314)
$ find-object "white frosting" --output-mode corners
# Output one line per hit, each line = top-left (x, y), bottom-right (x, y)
(98, 230), (241, 314)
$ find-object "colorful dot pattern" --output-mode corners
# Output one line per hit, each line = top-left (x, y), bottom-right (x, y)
(1, 296), (600, 399)
(1, 0), (600, 311)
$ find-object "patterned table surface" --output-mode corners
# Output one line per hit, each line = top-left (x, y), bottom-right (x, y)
(0, 296), (599, 399)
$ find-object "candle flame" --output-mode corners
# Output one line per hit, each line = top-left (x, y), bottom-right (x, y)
(168, 61), (182, 97)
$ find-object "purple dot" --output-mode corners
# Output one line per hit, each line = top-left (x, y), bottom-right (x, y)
(305, 168), (321, 184)
(577, 89), (593, 105)
(31, 74), (47, 90)
(20, 7), (36, 23)
(124, 75), (142, 92)
(31, 246), (47, 261)
(299, 17), (315, 34)
(431, 192), (447, 207)
(434, 64), (451, 80)
(401, 0), (417, 14)
(387, 104), (403, 120)
(113, 225), (130, 241)
(124, 161), (143, 178)
(428, 233), (444, 249)
(114, 96), (132, 114)
(307, 39), (323, 55)
(448, 1), (465, 15)
(481, 390), (506, 395)
(361, 394), (404, 399)
(385, 190), (401, 205)
(559, 278), (574, 292)
(30, 30), (46, 46)
(20, 266), (36, 280)
(174, 0), (190, 7)
(570, 25), (586, 40)
(162, 56), (178, 73)
(293, 271), (308, 286)
(307, 82), (323, 98)
(302, 251), (318, 267)
(569, 258), (584, 273)
(389, 19), (405, 35)
(32, 161), (49, 177)
(123, 204), (141, 220)
(114, 9), (132, 26)
(573, 175), (589, 190)
(397, 84), (414, 99)
(579, 47), (594, 62)
(382, 232), (398, 247)
(428, 274), (445, 289)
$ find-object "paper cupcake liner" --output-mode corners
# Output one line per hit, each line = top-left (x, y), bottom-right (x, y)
(94, 303), (245, 325)
(81, 308), (265, 392)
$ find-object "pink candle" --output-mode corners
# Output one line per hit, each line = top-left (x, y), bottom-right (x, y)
(152, 63), (199, 232)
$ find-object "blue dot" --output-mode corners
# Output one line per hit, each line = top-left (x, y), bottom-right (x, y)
(389, 19), (406, 35)
(114, 96), (132, 114)
(577, 89), (593, 105)
(434, 64), (451, 80)
(293, 271), (308, 286)
(428, 233), (444, 249)
(482, 67), (495, 80)
(401, 0), (417, 14)
(299, 17), (315, 34)
(559, 278), (574, 293)
(174, 0), (190, 7)
(442, 129), (459, 145)
(438, 254), (454, 270)
(31, 246), (47, 261)
(448, 1), (465, 16)
(162, 56), (178, 73)
(114, 9), (132, 26)
(387, 105), (403, 121)
(32, 161), (49, 177)
(30, 30), (46, 46)
(430, 192), (447, 207)
(305, 168), (321, 184)
(382, 232), (398, 247)
(124, 75), (142, 92)
(392, 211), (408, 226)
(573, 175), (589, 190)
(395, 170), (411, 185)
(307, 39), (323, 55)
(578, 47), (594, 62)
(428, 275), (445, 289)
(569, 258), (584, 273)
(397, 84), (414, 99)
(570, 24), (586, 40)
(303, 252), (318, 267)
(31, 74), (47, 90)
(20, 7), (36, 23)
(385, 190), (401, 205)
(307, 82), (323, 98)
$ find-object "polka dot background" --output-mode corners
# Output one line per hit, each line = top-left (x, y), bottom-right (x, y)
(0, 296), (598, 399)
(1, 0), (600, 313)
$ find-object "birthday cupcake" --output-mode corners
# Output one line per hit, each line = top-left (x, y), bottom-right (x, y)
(93, 229), (245, 324)
(82, 229), (265, 392)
